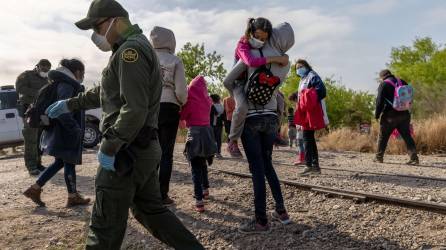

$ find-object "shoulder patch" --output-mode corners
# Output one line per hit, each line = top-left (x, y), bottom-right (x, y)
(121, 48), (139, 63)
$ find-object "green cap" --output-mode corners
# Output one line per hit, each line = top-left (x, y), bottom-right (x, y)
(75, 0), (129, 30)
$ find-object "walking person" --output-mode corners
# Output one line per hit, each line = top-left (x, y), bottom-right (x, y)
(45, 1), (203, 249)
(223, 95), (236, 148)
(150, 26), (188, 206)
(180, 76), (217, 212)
(223, 22), (295, 233)
(15, 59), (51, 175)
(210, 94), (224, 159)
(287, 107), (297, 148)
(290, 59), (329, 176)
(374, 69), (419, 165)
(294, 125), (305, 166)
(23, 59), (90, 207)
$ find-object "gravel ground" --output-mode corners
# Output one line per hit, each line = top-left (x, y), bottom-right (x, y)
(0, 145), (445, 250)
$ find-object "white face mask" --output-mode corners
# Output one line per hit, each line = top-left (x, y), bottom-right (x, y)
(249, 37), (265, 49)
(91, 18), (116, 52)
(39, 71), (48, 78)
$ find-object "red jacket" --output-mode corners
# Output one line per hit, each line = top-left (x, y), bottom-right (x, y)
(294, 88), (325, 130)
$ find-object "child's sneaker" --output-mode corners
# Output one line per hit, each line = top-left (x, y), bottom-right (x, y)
(227, 141), (242, 158)
(271, 210), (291, 225)
(203, 189), (210, 200)
(238, 219), (271, 234)
(294, 152), (305, 166)
(195, 200), (205, 213)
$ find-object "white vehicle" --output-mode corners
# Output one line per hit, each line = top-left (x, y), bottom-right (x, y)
(0, 85), (102, 149)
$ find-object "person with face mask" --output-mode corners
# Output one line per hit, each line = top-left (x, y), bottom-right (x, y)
(15, 59), (51, 176)
(223, 21), (295, 234)
(224, 17), (290, 158)
(23, 58), (90, 207)
(45, 0), (203, 249)
(289, 59), (329, 176)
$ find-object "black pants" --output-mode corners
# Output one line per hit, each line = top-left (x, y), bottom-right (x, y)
(224, 121), (231, 142)
(158, 103), (181, 200)
(213, 126), (223, 154)
(190, 157), (210, 201)
(303, 130), (319, 168)
(377, 111), (417, 160)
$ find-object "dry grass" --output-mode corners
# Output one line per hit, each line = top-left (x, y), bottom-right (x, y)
(319, 113), (446, 155)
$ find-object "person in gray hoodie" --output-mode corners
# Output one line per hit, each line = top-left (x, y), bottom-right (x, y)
(150, 26), (188, 205)
(224, 22), (295, 234)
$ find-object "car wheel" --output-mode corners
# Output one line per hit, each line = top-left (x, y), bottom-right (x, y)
(83, 122), (101, 148)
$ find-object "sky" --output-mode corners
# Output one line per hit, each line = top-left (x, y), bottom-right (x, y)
(1, 0), (445, 93)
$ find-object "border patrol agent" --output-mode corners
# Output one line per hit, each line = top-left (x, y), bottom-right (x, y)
(15, 59), (51, 175)
(46, 0), (204, 249)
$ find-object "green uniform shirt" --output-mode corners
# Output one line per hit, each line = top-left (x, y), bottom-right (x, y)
(67, 24), (162, 156)
(15, 70), (48, 105)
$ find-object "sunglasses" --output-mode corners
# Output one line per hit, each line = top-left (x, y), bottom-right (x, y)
(93, 18), (110, 33)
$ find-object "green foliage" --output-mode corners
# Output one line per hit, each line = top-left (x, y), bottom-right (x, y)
(176, 42), (228, 97)
(324, 78), (374, 128)
(388, 37), (446, 117)
(280, 63), (299, 106)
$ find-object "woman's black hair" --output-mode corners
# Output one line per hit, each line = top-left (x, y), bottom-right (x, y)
(245, 17), (273, 39)
(288, 107), (294, 113)
(60, 58), (85, 75)
(210, 94), (221, 103)
(296, 59), (313, 72)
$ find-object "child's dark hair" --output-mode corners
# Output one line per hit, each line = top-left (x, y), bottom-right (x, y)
(296, 59), (313, 72)
(210, 94), (221, 103)
(288, 107), (294, 114)
(60, 58), (85, 75)
(245, 17), (273, 39)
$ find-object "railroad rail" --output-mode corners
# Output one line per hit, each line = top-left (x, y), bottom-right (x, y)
(221, 157), (446, 182)
(174, 160), (446, 214)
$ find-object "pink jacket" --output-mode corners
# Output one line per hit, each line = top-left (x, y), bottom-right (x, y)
(180, 75), (212, 127)
(234, 36), (267, 67)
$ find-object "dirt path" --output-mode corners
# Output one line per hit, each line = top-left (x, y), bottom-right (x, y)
(1, 145), (445, 250)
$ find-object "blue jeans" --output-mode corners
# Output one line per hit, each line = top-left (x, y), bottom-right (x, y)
(298, 139), (305, 154)
(36, 158), (76, 193)
(190, 157), (210, 201)
(241, 115), (286, 225)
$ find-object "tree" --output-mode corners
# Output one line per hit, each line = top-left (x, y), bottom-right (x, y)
(388, 37), (446, 117)
(176, 42), (227, 97)
(324, 78), (374, 128)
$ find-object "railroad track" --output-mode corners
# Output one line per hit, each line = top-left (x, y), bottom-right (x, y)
(174, 160), (446, 214)
(221, 157), (446, 182)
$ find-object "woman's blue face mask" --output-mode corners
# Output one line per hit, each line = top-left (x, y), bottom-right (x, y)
(296, 67), (309, 77)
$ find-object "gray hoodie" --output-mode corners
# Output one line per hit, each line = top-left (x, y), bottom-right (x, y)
(224, 22), (295, 116)
(150, 26), (188, 106)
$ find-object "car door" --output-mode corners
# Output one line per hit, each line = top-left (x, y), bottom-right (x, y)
(0, 91), (21, 143)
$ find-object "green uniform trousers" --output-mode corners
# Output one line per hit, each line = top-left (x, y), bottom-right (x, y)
(22, 118), (42, 171)
(86, 139), (203, 250)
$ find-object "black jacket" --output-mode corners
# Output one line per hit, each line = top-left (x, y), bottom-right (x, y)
(42, 70), (85, 164)
(210, 104), (225, 127)
(375, 75), (409, 119)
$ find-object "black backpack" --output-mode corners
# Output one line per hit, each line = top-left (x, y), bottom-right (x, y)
(24, 82), (59, 128)
(246, 49), (281, 106)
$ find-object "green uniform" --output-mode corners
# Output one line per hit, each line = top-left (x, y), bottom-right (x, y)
(67, 25), (203, 250)
(15, 70), (47, 171)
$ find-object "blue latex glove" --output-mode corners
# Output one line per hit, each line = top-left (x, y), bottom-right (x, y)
(98, 151), (115, 171)
(46, 100), (69, 119)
